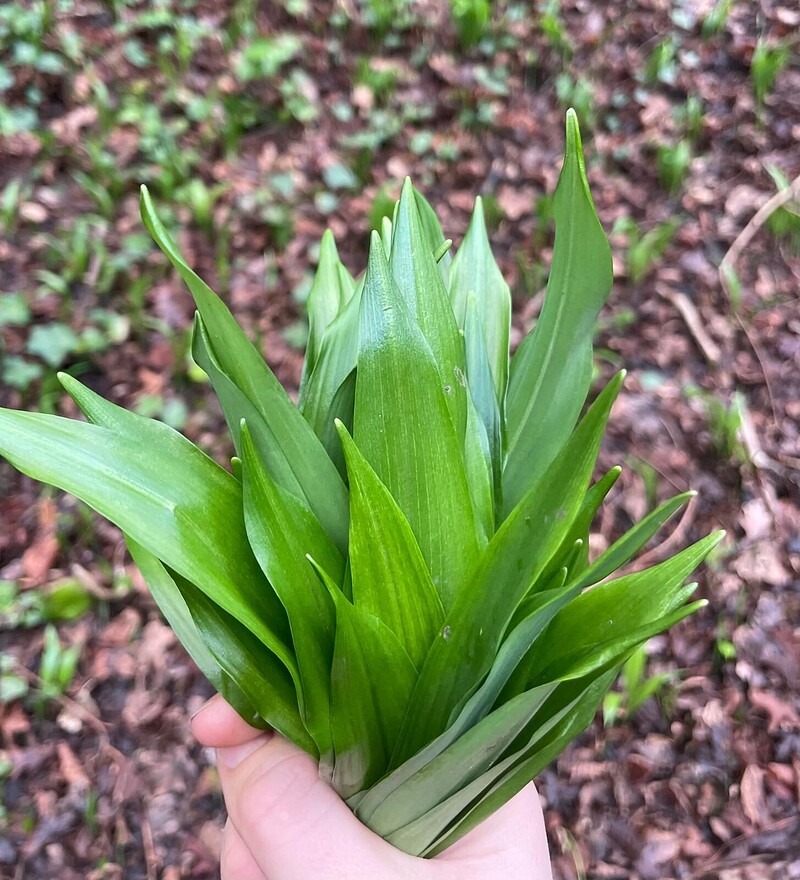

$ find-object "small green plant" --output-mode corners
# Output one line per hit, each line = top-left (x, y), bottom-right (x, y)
(614, 216), (680, 283)
(33, 623), (82, 715)
(657, 140), (692, 194)
(765, 165), (800, 254)
(603, 643), (679, 726)
(686, 386), (748, 465)
(701, 0), (734, 38)
(644, 36), (679, 85)
(751, 38), (790, 107)
(674, 94), (704, 143)
(450, 0), (490, 49)
(0, 578), (93, 630)
(0, 113), (720, 856)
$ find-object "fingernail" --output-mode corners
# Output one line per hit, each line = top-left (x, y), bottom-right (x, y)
(190, 698), (213, 722)
(217, 736), (270, 770)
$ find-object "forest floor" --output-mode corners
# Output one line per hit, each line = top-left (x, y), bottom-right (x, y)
(1, 1), (799, 878)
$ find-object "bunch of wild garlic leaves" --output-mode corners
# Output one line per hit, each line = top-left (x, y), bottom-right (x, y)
(0, 112), (720, 856)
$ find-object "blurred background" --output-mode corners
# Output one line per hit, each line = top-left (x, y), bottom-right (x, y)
(0, 1), (798, 878)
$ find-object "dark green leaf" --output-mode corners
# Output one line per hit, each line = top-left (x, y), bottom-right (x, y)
(390, 178), (468, 440)
(0, 376), (296, 682)
(301, 229), (356, 388)
(575, 490), (695, 589)
(125, 535), (260, 726)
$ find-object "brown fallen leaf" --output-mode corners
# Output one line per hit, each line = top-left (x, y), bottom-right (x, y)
(740, 765), (769, 828)
(56, 741), (90, 793)
(749, 688), (800, 733)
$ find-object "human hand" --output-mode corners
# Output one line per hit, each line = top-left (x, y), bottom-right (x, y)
(192, 695), (554, 880)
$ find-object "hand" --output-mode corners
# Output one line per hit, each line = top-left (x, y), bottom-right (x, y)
(192, 695), (553, 880)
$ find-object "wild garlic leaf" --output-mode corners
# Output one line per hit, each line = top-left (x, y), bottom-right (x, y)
(355, 232), (480, 611)
(337, 421), (445, 670)
(504, 111), (613, 514)
(450, 196), (512, 408)
(140, 185), (350, 554)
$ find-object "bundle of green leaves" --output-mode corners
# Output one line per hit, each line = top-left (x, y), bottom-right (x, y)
(0, 111), (720, 856)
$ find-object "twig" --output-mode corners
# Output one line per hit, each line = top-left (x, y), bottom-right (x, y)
(659, 288), (722, 365)
(686, 815), (799, 879)
(140, 804), (159, 880)
(719, 172), (800, 298)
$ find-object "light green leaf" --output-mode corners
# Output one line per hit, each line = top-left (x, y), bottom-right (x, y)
(336, 421), (445, 670)
(140, 185), (349, 554)
(354, 232), (480, 611)
(463, 293), (503, 518)
(535, 466), (621, 588)
(365, 684), (555, 838)
(412, 187), (451, 286)
(504, 110), (614, 514)
(240, 421), (341, 757)
(354, 590), (569, 825)
(390, 178), (468, 440)
(463, 390), (494, 544)
(166, 562), (317, 754)
(423, 669), (618, 857)
(575, 490), (695, 589)
(301, 229), (356, 388)
(297, 279), (362, 470)
(449, 196), (512, 407)
(526, 532), (723, 684)
(0, 375), (296, 684)
(125, 535), (261, 726)
(392, 373), (623, 767)
(309, 559), (417, 798)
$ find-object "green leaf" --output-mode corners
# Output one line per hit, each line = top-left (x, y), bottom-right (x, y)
(574, 490), (695, 589)
(463, 293), (504, 519)
(392, 372), (623, 767)
(150, 552), (316, 753)
(365, 684), (555, 839)
(240, 421), (340, 757)
(423, 669), (618, 857)
(390, 178), (468, 440)
(412, 187), (451, 285)
(354, 590), (569, 826)
(354, 232), (480, 611)
(191, 315), (304, 503)
(462, 390), (494, 544)
(336, 421), (445, 670)
(535, 466), (621, 588)
(125, 535), (258, 724)
(309, 559), (417, 798)
(301, 229), (356, 387)
(526, 532), (723, 684)
(297, 279), (362, 469)
(449, 196), (512, 407)
(504, 110), (613, 514)
(0, 375), (297, 685)
(140, 185), (349, 554)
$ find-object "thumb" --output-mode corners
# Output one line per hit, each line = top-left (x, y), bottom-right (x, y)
(216, 733), (428, 880)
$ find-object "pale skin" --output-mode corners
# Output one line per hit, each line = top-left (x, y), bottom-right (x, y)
(191, 695), (554, 880)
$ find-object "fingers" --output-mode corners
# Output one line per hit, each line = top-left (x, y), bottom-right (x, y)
(433, 782), (553, 880)
(220, 819), (266, 880)
(216, 732), (430, 880)
(191, 694), (264, 748)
